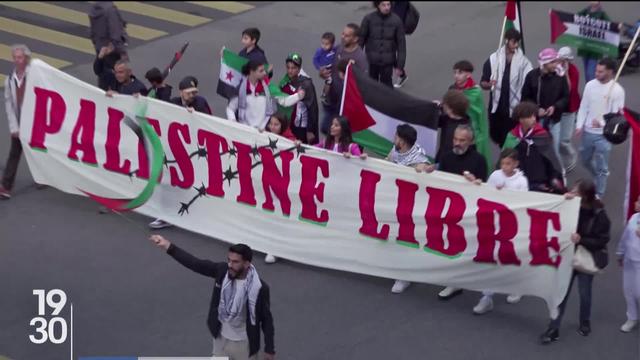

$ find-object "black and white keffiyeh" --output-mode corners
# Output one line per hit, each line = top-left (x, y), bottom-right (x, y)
(390, 143), (430, 167)
(218, 265), (262, 326)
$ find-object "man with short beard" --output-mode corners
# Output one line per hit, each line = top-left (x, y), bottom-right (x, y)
(387, 124), (432, 294)
(170, 76), (212, 115)
(319, 23), (368, 135)
(419, 124), (487, 300)
(150, 235), (275, 360)
(426, 125), (488, 183)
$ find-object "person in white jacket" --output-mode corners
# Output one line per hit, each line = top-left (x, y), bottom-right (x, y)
(0, 44), (31, 200)
(575, 57), (625, 199)
(617, 195), (640, 333)
(472, 148), (529, 314)
(226, 59), (304, 131)
(226, 59), (303, 265)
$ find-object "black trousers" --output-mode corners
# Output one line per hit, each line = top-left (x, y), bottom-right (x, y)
(489, 108), (517, 148)
(369, 64), (394, 88)
(2, 136), (22, 190)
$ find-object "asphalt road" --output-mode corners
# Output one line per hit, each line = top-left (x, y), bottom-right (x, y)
(1, 2), (640, 359)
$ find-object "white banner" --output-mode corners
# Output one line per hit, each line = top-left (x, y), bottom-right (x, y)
(20, 60), (579, 316)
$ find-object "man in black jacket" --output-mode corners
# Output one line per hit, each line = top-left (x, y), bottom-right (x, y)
(359, 1), (406, 88)
(88, 1), (128, 55)
(106, 60), (147, 96)
(521, 48), (569, 131)
(150, 235), (275, 360)
(424, 124), (488, 182)
(170, 76), (212, 115)
(419, 124), (488, 301)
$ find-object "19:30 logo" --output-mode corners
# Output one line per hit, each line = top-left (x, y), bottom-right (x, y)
(29, 289), (68, 344)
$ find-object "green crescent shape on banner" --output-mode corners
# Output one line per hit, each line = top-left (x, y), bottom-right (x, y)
(80, 99), (165, 212)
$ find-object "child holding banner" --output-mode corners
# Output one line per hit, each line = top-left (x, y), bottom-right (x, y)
(472, 148), (529, 314)
(317, 116), (367, 159)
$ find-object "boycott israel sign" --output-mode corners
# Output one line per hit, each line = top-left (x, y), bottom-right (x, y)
(20, 59), (579, 316)
(550, 9), (621, 58)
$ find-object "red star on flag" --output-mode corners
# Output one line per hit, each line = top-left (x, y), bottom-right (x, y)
(226, 71), (233, 81)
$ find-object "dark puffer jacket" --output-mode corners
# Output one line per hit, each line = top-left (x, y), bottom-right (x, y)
(88, 1), (128, 54)
(359, 10), (406, 68)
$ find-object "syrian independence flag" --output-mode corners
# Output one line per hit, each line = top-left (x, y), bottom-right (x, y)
(217, 48), (244, 100)
(624, 108), (640, 221)
(550, 9), (620, 58)
(216, 47), (283, 100)
(505, 0), (525, 53)
(340, 63), (439, 158)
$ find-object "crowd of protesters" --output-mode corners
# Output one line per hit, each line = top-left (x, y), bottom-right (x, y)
(1, 1), (639, 358)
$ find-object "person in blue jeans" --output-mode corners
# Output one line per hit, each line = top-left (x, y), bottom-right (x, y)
(575, 57), (625, 199)
(540, 179), (611, 344)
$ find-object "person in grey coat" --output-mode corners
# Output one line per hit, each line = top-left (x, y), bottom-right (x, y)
(88, 1), (128, 56)
(359, 1), (406, 88)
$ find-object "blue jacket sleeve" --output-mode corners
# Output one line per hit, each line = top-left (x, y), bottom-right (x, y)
(313, 48), (324, 70)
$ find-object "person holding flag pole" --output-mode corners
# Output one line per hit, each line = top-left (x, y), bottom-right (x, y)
(574, 55), (626, 200)
(481, 0), (532, 148)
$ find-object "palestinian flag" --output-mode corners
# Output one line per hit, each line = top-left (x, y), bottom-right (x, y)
(505, 0), (525, 53)
(549, 9), (620, 58)
(463, 85), (492, 172)
(217, 47), (284, 100)
(624, 108), (640, 220)
(340, 63), (439, 158)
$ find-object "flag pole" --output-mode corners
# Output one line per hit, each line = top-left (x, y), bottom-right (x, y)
(601, 26), (639, 131)
(491, 16), (508, 92)
(517, 0), (524, 54)
(608, 25), (640, 98)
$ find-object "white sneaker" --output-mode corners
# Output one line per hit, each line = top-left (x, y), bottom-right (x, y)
(149, 218), (173, 229)
(391, 280), (411, 294)
(620, 320), (638, 333)
(394, 74), (408, 88)
(265, 254), (277, 264)
(438, 286), (462, 300)
(506, 295), (522, 304)
(473, 295), (494, 315)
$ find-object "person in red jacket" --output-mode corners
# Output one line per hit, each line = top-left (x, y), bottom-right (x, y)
(553, 47), (580, 177)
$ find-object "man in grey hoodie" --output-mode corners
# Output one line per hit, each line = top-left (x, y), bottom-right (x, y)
(88, 1), (128, 56)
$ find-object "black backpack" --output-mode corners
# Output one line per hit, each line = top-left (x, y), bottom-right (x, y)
(603, 112), (630, 144)
(404, 3), (420, 35)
